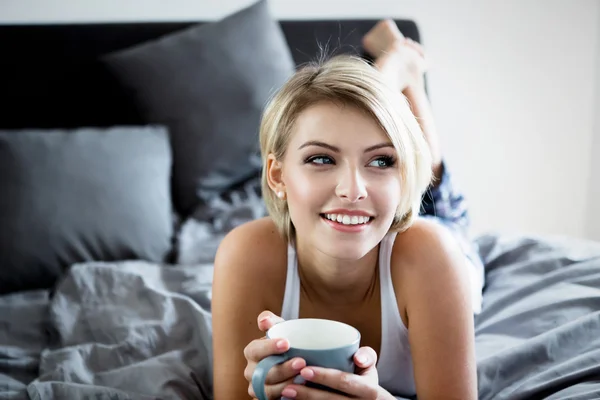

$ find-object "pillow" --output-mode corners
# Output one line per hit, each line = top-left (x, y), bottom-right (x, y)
(0, 126), (174, 295)
(102, 0), (295, 216)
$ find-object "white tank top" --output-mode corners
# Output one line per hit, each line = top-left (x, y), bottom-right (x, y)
(280, 232), (417, 398)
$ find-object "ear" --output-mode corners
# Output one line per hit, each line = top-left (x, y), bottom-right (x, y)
(266, 153), (285, 193)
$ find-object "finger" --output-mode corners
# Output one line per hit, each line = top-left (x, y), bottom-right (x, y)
(353, 346), (378, 371)
(264, 357), (306, 385)
(282, 384), (348, 400)
(257, 310), (286, 332)
(244, 358), (306, 391)
(266, 376), (306, 400)
(249, 375), (302, 400)
(243, 337), (290, 363)
(247, 385), (258, 399)
(298, 367), (378, 398)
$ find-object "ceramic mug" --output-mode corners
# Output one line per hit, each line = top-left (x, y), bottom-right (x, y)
(251, 318), (361, 400)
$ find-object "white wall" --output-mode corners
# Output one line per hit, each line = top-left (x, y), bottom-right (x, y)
(2, 0), (599, 240)
(586, 3), (600, 242)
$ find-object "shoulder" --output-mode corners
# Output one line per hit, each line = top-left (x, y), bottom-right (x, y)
(216, 216), (288, 267)
(391, 219), (478, 397)
(393, 217), (467, 268)
(390, 218), (473, 323)
(213, 217), (288, 307)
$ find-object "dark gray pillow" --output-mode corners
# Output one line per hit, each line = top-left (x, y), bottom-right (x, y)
(102, 0), (295, 216)
(0, 126), (174, 295)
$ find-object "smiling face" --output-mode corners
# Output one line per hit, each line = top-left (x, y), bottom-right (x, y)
(270, 100), (402, 260)
(260, 55), (433, 252)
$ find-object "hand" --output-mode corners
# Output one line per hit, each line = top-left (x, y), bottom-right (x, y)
(243, 311), (307, 399)
(280, 347), (395, 400)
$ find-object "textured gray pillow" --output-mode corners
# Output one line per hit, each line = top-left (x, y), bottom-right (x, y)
(0, 126), (174, 294)
(176, 176), (267, 265)
(102, 0), (295, 216)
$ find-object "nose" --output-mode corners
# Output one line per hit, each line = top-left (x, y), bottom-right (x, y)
(335, 165), (368, 203)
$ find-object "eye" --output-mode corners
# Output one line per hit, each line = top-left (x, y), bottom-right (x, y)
(305, 155), (335, 165)
(368, 156), (396, 168)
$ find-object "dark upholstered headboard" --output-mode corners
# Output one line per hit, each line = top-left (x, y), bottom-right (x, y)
(0, 19), (420, 130)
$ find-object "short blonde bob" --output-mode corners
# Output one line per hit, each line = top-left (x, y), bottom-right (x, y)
(259, 54), (433, 243)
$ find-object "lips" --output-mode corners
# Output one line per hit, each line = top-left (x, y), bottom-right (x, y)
(319, 213), (373, 233)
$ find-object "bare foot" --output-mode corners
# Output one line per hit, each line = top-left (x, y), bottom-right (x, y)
(373, 38), (428, 92)
(363, 20), (428, 92)
(362, 19), (404, 59)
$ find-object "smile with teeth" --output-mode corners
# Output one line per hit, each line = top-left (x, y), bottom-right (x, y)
(322, 213), (372, 225)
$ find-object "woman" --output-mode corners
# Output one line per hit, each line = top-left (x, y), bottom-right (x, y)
(212, 19), (483, 400)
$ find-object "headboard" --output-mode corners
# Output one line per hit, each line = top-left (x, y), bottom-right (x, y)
(0, 19), (420, 130)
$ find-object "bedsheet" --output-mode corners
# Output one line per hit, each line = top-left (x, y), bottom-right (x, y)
(474, 233), (600, 399)
(1, 232), (600, 399)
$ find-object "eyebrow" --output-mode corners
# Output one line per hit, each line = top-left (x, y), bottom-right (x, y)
(298, 140), (394, 153)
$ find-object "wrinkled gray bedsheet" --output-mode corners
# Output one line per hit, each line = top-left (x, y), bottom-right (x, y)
(474, 233), (600, 400)
(1, 231), (600, 400)
(2, 262), (214, 400)
(0, 290), (49, 400)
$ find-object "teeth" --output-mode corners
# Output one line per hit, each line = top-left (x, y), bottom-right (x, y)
(324, 213), (371, 225)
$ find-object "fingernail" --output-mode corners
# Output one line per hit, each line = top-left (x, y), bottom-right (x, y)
(301, 368), (315, 380)
(259, 315), (271, 323)
(357, 355), (367, 364)
(282, 388), (297, 398)
(291, 359), (304, 370)
(276, 340), (288, 350)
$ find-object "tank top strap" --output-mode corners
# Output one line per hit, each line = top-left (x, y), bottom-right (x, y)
(280, 241), (300, 320)
(378, 230), (408, 356)
(377, 231), (415, 395)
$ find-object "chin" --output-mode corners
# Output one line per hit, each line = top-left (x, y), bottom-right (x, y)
(313, 220), (385, 260)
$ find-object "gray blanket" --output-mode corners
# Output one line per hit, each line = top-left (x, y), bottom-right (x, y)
(2, 231), (600, 399)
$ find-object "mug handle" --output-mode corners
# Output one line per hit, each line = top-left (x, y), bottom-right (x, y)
(251, 354), (291, 400)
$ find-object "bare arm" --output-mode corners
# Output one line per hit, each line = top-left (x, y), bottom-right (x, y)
(212, 226), (264, 399)
(212, 219), (286, 399)
(398, 220), (477, 399)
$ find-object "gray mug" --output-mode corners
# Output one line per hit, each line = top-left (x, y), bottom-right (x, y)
(251, 318), (361, 400)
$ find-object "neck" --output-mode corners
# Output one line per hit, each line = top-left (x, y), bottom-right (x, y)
(294, 237), (380, 307)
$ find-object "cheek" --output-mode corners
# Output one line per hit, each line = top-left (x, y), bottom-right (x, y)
(287, 175), (313, 202)
(283, 169), (326, 217)
(373, 178), (403, 215)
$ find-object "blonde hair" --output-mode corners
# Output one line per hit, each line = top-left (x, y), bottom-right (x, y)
(260, 54), (433, 242)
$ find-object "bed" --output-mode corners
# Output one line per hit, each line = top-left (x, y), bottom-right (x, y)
(1, 1), (600, 399)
